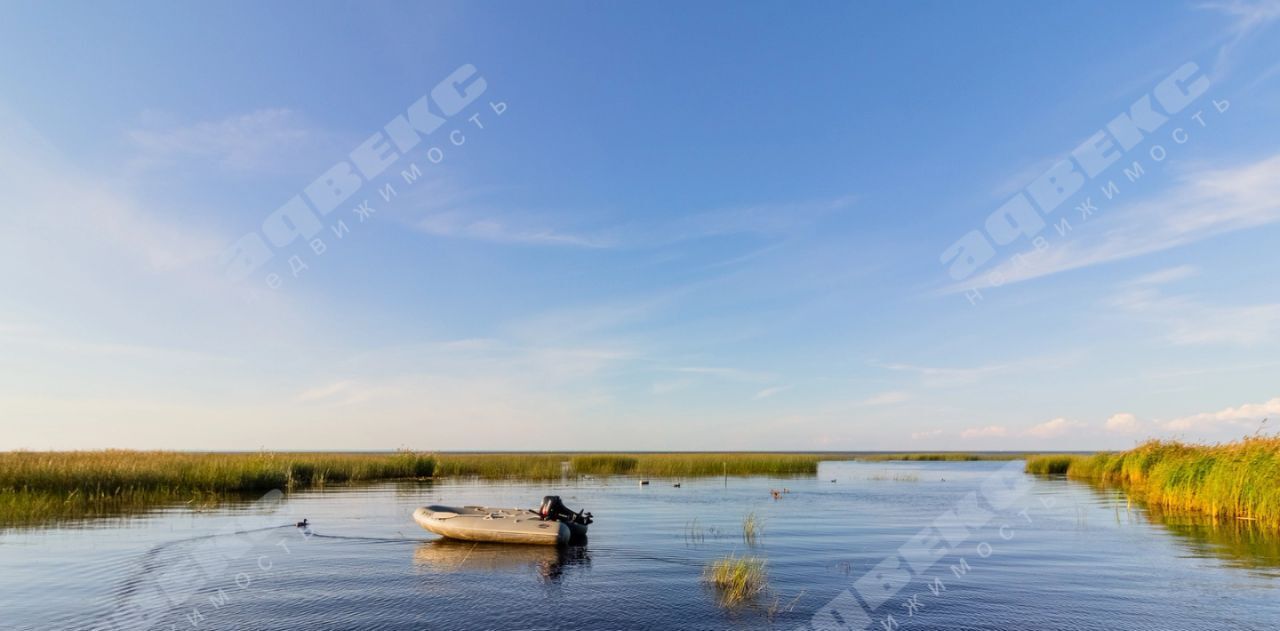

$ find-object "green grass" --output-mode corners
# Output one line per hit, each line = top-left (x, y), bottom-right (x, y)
(743, 511), (762, 546)
(704, 554), (767, 606)
(0, 450), (437, 527)
(570, 455), (638, 475)
(631, 454), (819, 476)
(1025, 437), (1280, 529)
(432, 454), (564, 478)
(1024, 454), (1081, 475)
(0, 451), (830, 527)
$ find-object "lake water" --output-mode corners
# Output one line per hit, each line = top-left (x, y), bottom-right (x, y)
(3, 460), (1278, 630)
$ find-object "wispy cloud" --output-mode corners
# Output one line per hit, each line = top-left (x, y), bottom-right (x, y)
(1163, 396), (1280, 432)
(1129, 265), (1199, 286)
(753, 385), (792, 400)
(128, 108), (325, 171)
(874, 354), (1075, 388)
(946, 154), (1280, 292)
(1105, 412), (1142, 434)
(859, 390), (909, 406)
(1024, 417), (1085, 438)
(1199, 0), (1280, 78)
(416, 210), (613, 248)
(910, 429), (945, 440)
(960, 425), (1008, 439)
(675, 365), (774, 382)
(1110, 279), (1280, 346)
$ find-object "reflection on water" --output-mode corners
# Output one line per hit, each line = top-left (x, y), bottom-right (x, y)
(3, 462), (1278, 631)
(1151, 510), (1280, 573)
(1074, 480), (1280, 574)
(413, 539), (591, 581)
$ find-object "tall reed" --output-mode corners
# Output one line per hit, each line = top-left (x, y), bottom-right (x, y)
(1025, 437), (1280, 529)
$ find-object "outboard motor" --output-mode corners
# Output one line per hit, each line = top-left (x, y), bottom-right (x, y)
(538, 495), (593, 525)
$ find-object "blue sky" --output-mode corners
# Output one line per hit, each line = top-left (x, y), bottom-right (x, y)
(2, 1), (1279, 451)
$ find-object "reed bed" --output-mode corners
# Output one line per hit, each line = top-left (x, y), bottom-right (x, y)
(432, 454), (565, 478)
(0, 451), (829, 526)
(572, 453), (820, 476)
(1023, 454), (1080, 475)
(1024, 437), (1280, 529)
(632, 454), (818, 476)
(570, 455), (639, 475)
(704, 554), (767, 606)
(0, 450), (436, 527)
(856, 452), (1029, 462)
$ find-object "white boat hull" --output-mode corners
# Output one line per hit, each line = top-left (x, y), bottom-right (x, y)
(413, 505), (571, 545)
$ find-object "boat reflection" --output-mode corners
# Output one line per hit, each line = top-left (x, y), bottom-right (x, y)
(413, 539), (591, 581)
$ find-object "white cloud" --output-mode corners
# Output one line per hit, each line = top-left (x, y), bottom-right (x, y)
(946, 154), (1280, 293)
(1163, 396), (1280, 431)
(128, 108), (322, 171)
(1105, 412), (1142, 434)
(875, 353), (1077, 388)
(1110, 283), (1280, 346)
(651, 379), (693, 395)
(1199, 0), (1280, 77)
(296, 380), (359, 404)
(753, 385), (791, 400)
(674, 365), (774, 382)
(416, 211), (611, 248)
(961, 425), (1008, 439)
(910, 429), (945, 440)
(1025, 417), (1085, 438)
(1130, 265), (1198, 285)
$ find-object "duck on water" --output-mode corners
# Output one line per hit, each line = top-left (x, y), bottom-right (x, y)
(414, 495), (593, 546)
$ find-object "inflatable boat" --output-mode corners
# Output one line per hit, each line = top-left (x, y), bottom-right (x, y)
(413, 496), (592, 546)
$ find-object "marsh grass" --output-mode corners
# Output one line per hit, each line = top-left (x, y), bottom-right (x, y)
(1024, 454), (1080, 475)
(0, 450), (438, 527)
(432, 454), (564, 478)
(855, 452), (1029, 462)
(1025, 437), (1280, 530)
(570, 455), (639, 475)
(0, 451), (830, 527)
(742, 511), (762, 546)
(704, 554), (767, 606)
(631, 454), (818, 476)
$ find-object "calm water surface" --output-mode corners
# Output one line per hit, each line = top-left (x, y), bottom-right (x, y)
(2, 461), (1278, 630)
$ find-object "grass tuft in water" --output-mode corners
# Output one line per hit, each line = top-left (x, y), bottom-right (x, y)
(743, 511), (762, 546)
(704, 554), (767, 606)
